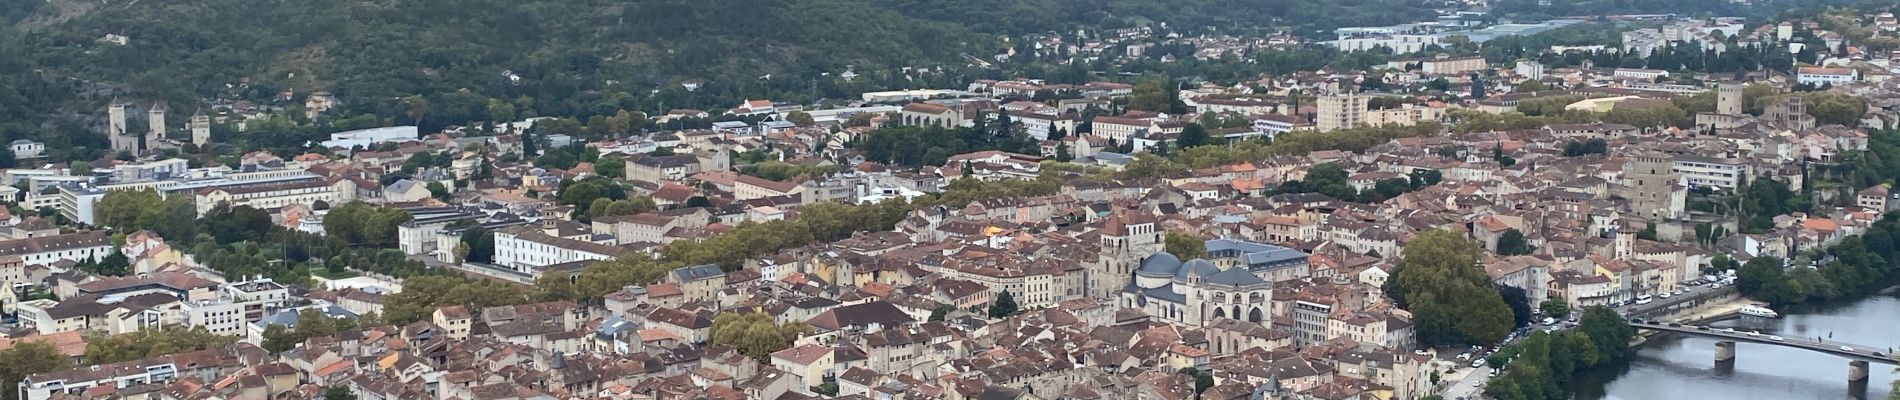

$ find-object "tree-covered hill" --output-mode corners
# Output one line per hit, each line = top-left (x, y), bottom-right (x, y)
(0, 0), (1442, 154)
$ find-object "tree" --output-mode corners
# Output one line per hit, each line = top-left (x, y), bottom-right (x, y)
(1736, 256), (1803, 305)
(1176, 123), (1211, 149)
(1576, 306), (1634, 361)
(1178, 367), (1215, 394)
(1129, 79), (1174, 112)
(261, 324), (298, 354)
(595, 156), (626, 179)
(929, 303), (956, 322)
(1298, 162), (1357, 201)
(452, 242), (471, 264)
(520, 129), (540, 158)
(1492, 144), (1516, 166)
(1636, 223), (1659, 241)
(988, 291), (1020, 318)
(1164, 231), (1204, 261)
(77, 326), (233, 365)
(0, 341), (68, 400)
(402, 95), (431, 128)
(1496, 228), (1533, 255)
(1388, 230), (1514, 346)
(1496, 284), (1534, 328)
(539, 253), (679, 302)
(707, 312), (809, 362)
(813, 382), (840, 396)
(786, 111), (816, 127)
(323, 386), (358, 400)
(1539, 299), (1571, 319)
(325, 202), (413, 245)
(426, 181), (451, 201)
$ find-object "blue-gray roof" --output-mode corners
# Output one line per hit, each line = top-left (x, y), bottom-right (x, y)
(1124, 282), (1187, 304)
(1205, 238), (1309, 272)
(254, 305), (357, 329)
(1174, 259), (1220, 281)
(671, 264), (726, 282)
(1137, 253), (1182, 277)
(1205, 266), (1267, 287)
(595, 316), (636, 339)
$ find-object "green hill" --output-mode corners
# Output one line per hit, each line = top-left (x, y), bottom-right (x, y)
(0, 0), (1439, 157)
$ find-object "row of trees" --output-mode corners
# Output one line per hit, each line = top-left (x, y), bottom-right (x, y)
(1271, 163), (1443, 204)
(524, 199), (915, 304)
(324, 201), (415, 246)
(709, 313), (810, 362)
(852, 125), (1041, 167)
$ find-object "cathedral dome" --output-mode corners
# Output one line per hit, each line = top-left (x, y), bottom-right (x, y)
(1174, 259), (1221, 282)
(1136, 253), (1182, 278)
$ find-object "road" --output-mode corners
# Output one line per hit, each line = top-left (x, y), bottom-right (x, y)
(1442, 364), (1492, 400)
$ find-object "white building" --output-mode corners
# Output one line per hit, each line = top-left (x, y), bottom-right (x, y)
(320, 126), (420, 150)
(1514, 61), (1546, 80)
(492, 226), (620, 273)
(193, 179), (344, 216)
(1673, 155), (1749, 191)
(0, 231), (113, 267)
(182, 279), (290, 336)
(1796, 67), (1859, 86)
(10, 140), (43, 160)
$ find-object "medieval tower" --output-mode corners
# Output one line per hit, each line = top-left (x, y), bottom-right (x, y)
(190, 109), (212, 144)
(108, 100), (133, 153)
(147, 103), (167, 149)
(1716, 83), (1743, 115)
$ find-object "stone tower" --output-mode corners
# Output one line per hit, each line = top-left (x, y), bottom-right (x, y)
(147, 103), (167, 149)
(1716, 83), (1743, 115)
(190, 109), (212, 144)
(1622, 150), (1683, 220)
(108, 100), (133, 153)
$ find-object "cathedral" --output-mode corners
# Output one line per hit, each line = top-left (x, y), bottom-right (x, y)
(1121, 238), (1309, 327)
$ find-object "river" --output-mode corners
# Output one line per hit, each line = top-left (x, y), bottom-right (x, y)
(1576, 291), (1900, 400)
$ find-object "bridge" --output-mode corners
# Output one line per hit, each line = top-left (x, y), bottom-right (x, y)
(1630, 321), (1895, 383)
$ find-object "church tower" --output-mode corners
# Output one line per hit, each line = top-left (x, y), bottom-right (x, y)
(146, 103), (167, 149)
(190, 109), (212, 144)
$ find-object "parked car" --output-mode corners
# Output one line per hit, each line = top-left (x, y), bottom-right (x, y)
(1768, 335), (1784, 341)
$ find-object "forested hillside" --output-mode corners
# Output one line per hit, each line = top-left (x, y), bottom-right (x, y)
(0, 0), (1874, 159)
(0, 0), (1441, 154)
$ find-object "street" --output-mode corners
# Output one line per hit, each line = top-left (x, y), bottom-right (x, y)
(1442, 364), (1492, 400)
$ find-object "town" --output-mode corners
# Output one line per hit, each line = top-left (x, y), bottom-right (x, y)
(0, 5), (1897, 400)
